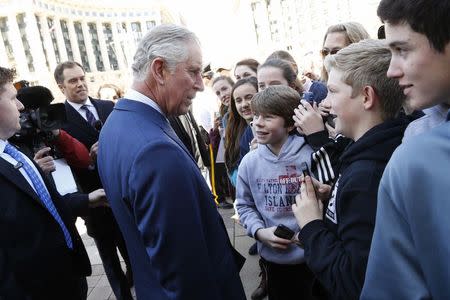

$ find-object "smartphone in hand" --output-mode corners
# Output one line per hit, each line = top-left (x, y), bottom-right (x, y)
(301, 162), (310, 177)
(274, 224), (295, 240)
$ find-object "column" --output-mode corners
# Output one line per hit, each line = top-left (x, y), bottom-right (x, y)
(140, 19), (148, 36)
(0, 38), (9, 67)
(96, 21), (111, 71)
(53, 16), (68, 61)
(81, 21), (97, 72)
(110, 21), (126, 70)
(125, 21), (136, 62)
(66, 19), (82, 64)
(6, 13), (28, 77)
(38, 14), (57, 73)
(24, 11), (48, 73)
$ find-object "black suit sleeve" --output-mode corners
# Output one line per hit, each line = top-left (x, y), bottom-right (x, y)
(61, 192), (90, 217)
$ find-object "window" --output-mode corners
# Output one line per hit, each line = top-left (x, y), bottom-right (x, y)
(60, 20), (74, 61)
(17, 14), (35, 72)
(102, 23), (118, 70)
(88, 22), (104, 71)
(74, 21), (90, 72)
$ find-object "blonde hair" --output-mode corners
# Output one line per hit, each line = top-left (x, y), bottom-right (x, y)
(321, 22), (370, 82)
(323, 22), (370, 46)
(324, 39), (404, 120)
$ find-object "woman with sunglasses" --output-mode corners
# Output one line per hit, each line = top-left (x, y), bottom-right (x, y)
(320, 22), (370, 82)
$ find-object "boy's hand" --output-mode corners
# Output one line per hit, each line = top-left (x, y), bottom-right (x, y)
(255, 227), (292, 250)
(292, 176), (324, 228)
(318, 100), (332, 117)
(293, 100), (325, 135)
(301, 175), (332, 202)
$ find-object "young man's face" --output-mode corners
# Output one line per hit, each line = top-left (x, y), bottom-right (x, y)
(385, 22), (450, 110)
(58, 65), (89, 104)
(327, 69), (364, 140)
(0, 83), (24, 140)
(253, 112), (291, 151)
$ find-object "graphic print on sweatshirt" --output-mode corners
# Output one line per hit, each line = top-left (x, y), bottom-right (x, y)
(326, 175), (340, 224)
(256, 165), (303, 213)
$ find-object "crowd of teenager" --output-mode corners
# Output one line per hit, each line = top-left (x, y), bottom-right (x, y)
(196, 0), (450, 299)
(1, 0), (449, 299)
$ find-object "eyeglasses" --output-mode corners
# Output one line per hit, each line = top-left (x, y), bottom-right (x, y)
(320, 48), (341, 57)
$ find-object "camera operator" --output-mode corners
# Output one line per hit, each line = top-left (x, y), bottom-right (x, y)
(11, 85), (92, 176)
(55, 61), (133, 300)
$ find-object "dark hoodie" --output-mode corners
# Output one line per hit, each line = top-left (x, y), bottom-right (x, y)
(298, 117), (409, 300)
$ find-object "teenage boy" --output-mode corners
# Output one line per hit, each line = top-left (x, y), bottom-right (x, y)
(236, 85), (314, 300)
(292, 39), (408, 300)
(361, 1), (450, 299)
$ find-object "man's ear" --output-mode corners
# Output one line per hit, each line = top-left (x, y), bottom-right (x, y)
(57, 83), (65, 94)
(362, 85), (378, 111)
(150, 58), (166, 85)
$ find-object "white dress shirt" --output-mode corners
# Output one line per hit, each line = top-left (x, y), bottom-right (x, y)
(123, 89), (165, 117)
(0, 139), (51, 195)
(66, 98), (100, 121)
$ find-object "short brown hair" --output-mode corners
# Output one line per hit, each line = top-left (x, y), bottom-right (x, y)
(251, 85), (300, 128)
(325, 39), (404, 120)
(54, 61), (85, 84)
(0, 67), (16, 94)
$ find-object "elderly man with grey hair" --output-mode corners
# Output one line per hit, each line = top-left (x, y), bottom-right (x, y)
(97, 24), (245, 300)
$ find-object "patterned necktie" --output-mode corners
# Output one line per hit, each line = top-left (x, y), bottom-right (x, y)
(81, 105), (97, 127)
(3, 144), (73, 249)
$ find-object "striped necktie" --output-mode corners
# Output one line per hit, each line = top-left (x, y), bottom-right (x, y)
(81, 105), (97, 127)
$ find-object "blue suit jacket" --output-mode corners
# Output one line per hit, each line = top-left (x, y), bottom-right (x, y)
(98, 99), (245, 300)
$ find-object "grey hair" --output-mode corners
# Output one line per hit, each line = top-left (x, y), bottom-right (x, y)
(131, 24), (199, 81)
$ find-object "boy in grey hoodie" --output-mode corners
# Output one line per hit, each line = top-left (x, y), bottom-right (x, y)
(236, 85), (314, 300)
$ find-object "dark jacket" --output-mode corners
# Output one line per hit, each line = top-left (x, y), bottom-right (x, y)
(0, 152), (90, 299)
(168, 111), (210, 167)
(62, 97), (116, 238)
(299, 118), (408, 300)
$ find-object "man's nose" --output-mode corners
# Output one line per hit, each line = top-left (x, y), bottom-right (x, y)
(16, 98), (24, 111)
(386, 59), (403, 79)
(195, 73), (204, 91)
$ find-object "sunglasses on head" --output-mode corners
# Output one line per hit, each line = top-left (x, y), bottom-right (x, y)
(320, 48), (341, 57)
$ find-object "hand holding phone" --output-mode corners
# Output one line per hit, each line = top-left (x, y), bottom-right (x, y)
(273, 224), (295, 240)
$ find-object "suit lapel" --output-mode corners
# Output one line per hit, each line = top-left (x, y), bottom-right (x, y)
(65, 101), (98, 139)
(0, 158), (45, 208)
(91, 98), (107, 123)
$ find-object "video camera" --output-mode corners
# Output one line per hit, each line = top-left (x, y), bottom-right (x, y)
(10, 83), (67, 156)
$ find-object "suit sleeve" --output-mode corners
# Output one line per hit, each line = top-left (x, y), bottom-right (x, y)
(61, 192), (89, 217)
(299, 171), (379, 300)
(128, 141), (221, 300)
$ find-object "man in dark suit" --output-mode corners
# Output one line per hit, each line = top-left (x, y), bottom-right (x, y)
(0, 67), (104, 299)
(97, 24), (246, 300)
(54, 61), (133, 300)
